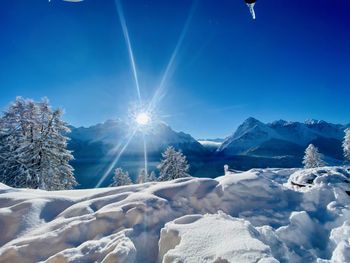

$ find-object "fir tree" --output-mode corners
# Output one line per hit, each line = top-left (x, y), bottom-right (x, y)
(149, 171), (157, 182)
(158, 146), (189, 181)
(343, 128), (350, 162)
(224, 164), (229, 175)
(137, 169), (157, 184)
(0, 97), (38, 188)
(110, 168), (132, 187)
(137, 168), (148, 184)
(302, 144), (326, 168)
(36, 106), (76, 190)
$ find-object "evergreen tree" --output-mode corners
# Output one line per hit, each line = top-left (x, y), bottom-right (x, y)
(302, 144), (326, 168)
(149, 171), (157, 182)
(224, 164), (229, 175)
(0, 98), (24, 187)
(110, 168), (132, 187)
(0, 98), (38, 188)
(343, 128), (350, 162)
(137, 169), (157, 184)
(137, 168), (148, 184)
(158, 146), (189, 181)
(36, 106), (76, 190)
(0, 97), (76, 190)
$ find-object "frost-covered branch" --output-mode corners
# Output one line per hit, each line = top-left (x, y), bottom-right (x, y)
(0, 97), (77, 190)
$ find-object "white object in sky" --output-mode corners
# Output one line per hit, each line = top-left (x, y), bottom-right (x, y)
(136, 112), (151, 125)
(247, 3), (256, 19)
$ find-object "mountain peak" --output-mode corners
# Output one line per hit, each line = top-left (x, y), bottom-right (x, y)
(304, 119), (327, 125)
(235, 117), (267, 135)
(270, 119), (288, 127)
(244, 117), (261, 124)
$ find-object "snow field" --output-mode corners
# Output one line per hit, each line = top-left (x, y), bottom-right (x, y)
(0, 167), (349, 262)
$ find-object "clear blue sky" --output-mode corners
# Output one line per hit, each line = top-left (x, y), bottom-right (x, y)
(0, 0), (349, 138)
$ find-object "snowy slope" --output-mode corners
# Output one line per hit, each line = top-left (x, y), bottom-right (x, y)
(0, 167), (350, 262)
(219, 118), (282, 155)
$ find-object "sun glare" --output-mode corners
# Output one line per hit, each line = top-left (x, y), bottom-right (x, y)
(136, 112), (151, 125)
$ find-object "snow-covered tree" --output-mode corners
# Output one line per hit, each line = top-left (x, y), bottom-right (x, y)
(36, 105), (76, 190)
(302, 144), (326, 168)
(0, 98), (29, 187)
(0, 97), (77, 190)
(149, 171), (157, 182)
(343, 128), (350, 162)
(158, 146), (189, 181)
(137, 169), (157, 184)
(137, 168), (148, 184)
(110, 168), (132, 187)
(224, 164), (229, 175)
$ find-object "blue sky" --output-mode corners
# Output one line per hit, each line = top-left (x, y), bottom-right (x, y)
(0, 0), (349, 138)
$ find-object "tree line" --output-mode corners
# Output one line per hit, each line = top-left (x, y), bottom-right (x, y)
(109, 146), (189, 187)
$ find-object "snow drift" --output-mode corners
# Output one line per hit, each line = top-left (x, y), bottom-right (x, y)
(0, 167), (349, 262)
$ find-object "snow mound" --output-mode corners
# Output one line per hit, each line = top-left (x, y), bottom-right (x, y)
(0, 167), (349, 262)
(287, 166), (350, 192)
(0, 183), (10, 189)
(159, 212), (278, 263)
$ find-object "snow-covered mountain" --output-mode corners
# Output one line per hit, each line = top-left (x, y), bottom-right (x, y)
(67, 118), (349, 187)
(218, 117), (348, 162)
(69, 120), (205, 157)
(68, 120), (208, 187)
(0, 167), (349, 262)
(69, 119), (206, 156)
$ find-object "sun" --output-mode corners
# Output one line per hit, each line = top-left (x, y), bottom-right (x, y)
(136, 112), (151, 125)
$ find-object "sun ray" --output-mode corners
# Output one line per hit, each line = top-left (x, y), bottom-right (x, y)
(148, 0), (198, 112)
(141, 128), (147, 180)
(142, 133), (148, 175)
(115, 0), (142, 102)
(97, 1), (198, 188)
(95, 128), (137, 188)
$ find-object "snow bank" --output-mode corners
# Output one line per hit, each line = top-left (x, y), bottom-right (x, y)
(158, 212), (278, 263)
(0, 167), (349, 262)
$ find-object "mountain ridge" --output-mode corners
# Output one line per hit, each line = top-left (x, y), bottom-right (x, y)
(67, 117), (349, 187)
(67, 119), (209, 188)
(217, 117), (348, 160)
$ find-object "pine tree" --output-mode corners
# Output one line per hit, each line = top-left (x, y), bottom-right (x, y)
(137, 168), (148, 184)
(0, 97), (77, 190)
(0, 97), (37, 188)
(302, 144), (326, 168)
(149, 171), (157, 182)
(224, 164), (229, 175)
(343, 128), (350, 162)
(110, 168), (132, 187)
(36, 105), (76, 190)
(158, 146), (189, 181)
(137, 169), (157, 184)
